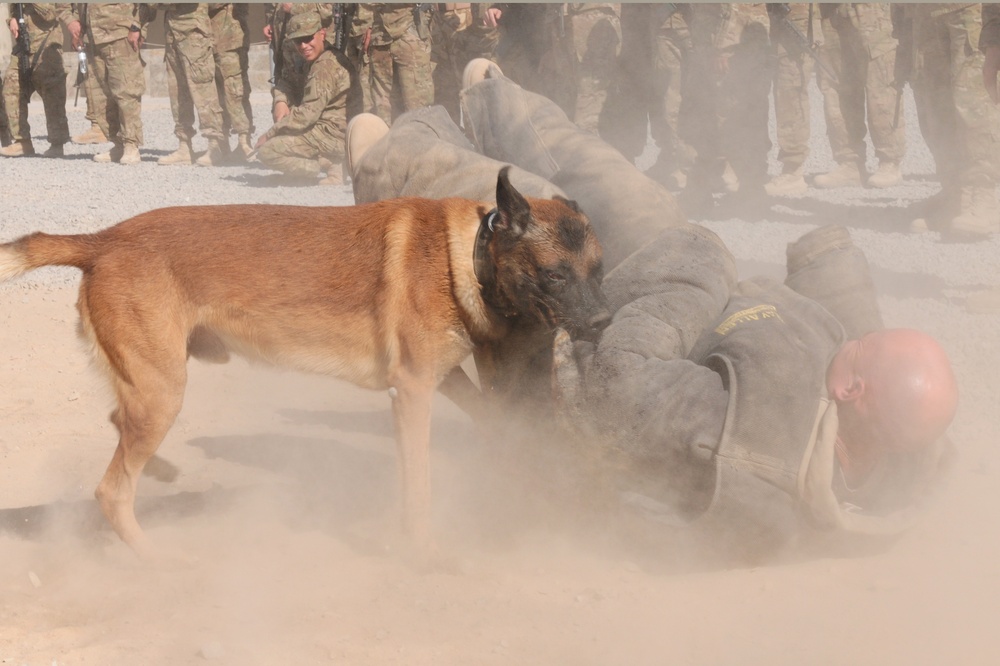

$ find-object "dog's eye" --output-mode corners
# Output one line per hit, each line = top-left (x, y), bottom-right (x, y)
(546, 270), (565, 283)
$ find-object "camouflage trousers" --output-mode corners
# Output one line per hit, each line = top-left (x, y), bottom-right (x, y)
(347, 37), (375, 117)
(164, 28), (224, 142)
(214, 46), (255, 136)
(87, 38), (146, 146)
(2, 43), (69, 144)
(818, 11), (906, 168)
(649, 20), (695, 172)
(911, 5), (999, 190)
(369, 25), (433, 125)
(688, 22), (773, 192)
(431, 7), (499, 122)
(568, 9), (621, 133)
(257, 126), (345, 178)
(772, 36), (814, 173)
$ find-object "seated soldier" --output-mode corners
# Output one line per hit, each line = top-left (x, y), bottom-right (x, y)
(345, 60), (959, 557)
(255, 9), (353, 185)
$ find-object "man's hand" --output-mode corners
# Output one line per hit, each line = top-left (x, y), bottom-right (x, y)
(263, 23), (272, 43)
(362, 27), (371, 53)
(254, 133), (268, 150)
(484, 7), (502, 27)
(127, 30), (142, 51)
(272, 100), (290, 123)
(67, 19), (82, 49)
(8, 17), (18, 38)
(984, 45), (1000, 104)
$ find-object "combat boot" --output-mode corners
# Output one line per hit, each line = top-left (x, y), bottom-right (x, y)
(119, 143), (141, 165)
(42, 143), (65, 158)
(158, 140), (194, 165)
(318, 163), (344, 186)
(910, 188), (960, 233)
(948, 186), (1000, 238)
(867, 161), (903, 189)
(346, 113), (389, 179)
(72, 123), (108, 145)
(232, 133), (254, 162)
(814, 161), (864, 189)
(765, 170), (807, 197)
(195, 138), (228, 167)
(94, 143), (124, 163)
(0, 140), (35, 157)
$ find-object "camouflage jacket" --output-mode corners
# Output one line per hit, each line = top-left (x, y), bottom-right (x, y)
(368, 3), (428, 44)
(77, 3), (145, 46)
(144, 3), (212, 38)
(267, 48), (351, 145)
(6, 3), (75, 52)
(689, 2), (769, 53)
(208, 3), (249, 52)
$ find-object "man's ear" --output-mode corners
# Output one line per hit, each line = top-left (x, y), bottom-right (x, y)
(833, 378), (865, 403)
(495, 166), (531, 238)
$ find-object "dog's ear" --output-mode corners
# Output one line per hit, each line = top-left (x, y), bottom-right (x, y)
(553, 195), (581, 213)
(495, 166), (531, 238)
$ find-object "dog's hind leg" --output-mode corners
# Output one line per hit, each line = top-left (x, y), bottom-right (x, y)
(81, 282), (190, 559)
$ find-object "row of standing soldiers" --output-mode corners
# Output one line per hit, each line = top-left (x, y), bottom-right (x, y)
(2, 3), (999, 238)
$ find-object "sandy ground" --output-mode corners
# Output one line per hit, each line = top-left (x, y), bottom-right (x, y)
(1, 84), (999, 665)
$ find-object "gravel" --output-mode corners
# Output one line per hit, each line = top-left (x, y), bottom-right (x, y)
(1, 84), (997, 449)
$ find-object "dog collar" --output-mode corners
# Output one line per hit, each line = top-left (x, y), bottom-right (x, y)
(473, 208), (498, 291)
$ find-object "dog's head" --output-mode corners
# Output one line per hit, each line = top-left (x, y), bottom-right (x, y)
(477, 167), (610, 342)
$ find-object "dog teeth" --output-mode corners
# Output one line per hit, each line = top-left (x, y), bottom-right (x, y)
(388, 387), (398, 399)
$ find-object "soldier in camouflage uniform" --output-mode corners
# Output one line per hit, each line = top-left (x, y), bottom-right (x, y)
(683, 3), (772, 213)
(255, 9), (353, 185)
(70, 5), (109, 148)
(264, 3), (334, 114)
(430, 3), (499, 122)
(148, 3), (226, 167)
(906, 3), (999, 239)
(0, 70), (9, 147)
(560, 3), (621, 134)
(812, 3), (906, 191)
(1, 3), (81, 158)
(346, 3), (375, 115)
(365, 3), (433, 124)
(764, 3), (820, 197)
(614, 3), (695, 190)
(76, 4), (148, 165)
(209, 3), (254, 161)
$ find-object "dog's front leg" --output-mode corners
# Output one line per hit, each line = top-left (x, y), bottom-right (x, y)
(388, 373), (435, 555)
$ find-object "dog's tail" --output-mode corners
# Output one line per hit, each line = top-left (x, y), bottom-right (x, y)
(0, 232), (98, 283)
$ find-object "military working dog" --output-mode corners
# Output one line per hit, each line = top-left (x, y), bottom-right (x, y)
(0, 168), (610, 560)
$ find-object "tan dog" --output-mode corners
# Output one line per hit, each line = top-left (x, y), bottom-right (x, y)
(0, 168), (609, 559)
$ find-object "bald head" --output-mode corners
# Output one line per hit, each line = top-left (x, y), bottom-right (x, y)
(828, 329), (958, 455)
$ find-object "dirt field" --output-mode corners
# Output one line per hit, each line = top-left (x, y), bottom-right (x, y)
(2, 92), (999, 665)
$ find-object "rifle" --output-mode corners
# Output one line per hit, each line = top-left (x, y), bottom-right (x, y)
(413, 3), (430, 41)
(11, 3), (31, 92)
(332, 3), (353, 53)
(269, 9), (290, 85)
(768, 3), (839, 87)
